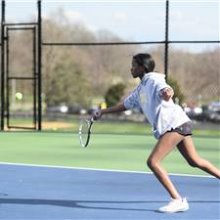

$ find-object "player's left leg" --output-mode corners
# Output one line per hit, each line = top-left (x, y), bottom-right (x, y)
(147, 132), (189, 213)
(177, 136), (220, 179)
(147, 132), (185, 199)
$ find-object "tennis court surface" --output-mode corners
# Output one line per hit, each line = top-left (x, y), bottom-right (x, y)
(0, 163), (219, 220)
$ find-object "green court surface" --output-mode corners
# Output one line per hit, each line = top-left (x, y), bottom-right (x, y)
(0, 131), (219, 176)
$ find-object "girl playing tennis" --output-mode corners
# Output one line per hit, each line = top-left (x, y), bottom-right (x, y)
(93, 53), (220, 213)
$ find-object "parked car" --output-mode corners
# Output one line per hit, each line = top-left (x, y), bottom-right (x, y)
(202, 102), (220, 123)
(184, 106), (203, 121)
(184, 102), (220, 123)
(46, 104), (68, 114)
(68, 104), (85, 114)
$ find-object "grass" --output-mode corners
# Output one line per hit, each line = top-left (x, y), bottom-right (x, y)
(6, 116), (220, 137)
(0, 131), (219, 176)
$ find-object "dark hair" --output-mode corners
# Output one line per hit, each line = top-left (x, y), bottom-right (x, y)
(133, 53), (155, 73)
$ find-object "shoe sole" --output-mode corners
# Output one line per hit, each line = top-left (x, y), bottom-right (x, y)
(158, 206), (189, 213)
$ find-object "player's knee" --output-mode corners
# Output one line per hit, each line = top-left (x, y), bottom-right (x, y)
(187, 159), (200, 168)
(147, 158), (158, 170)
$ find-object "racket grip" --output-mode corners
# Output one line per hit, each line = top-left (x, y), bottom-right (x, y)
(92, 109), (102, 120)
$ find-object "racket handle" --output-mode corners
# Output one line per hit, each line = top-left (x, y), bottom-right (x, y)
(92, 109), (102, 120)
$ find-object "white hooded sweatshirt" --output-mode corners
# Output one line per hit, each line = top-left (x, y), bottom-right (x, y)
(124, 72), (190, 139)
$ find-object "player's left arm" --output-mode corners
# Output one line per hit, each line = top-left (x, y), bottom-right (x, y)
(160, 87), (174, 101)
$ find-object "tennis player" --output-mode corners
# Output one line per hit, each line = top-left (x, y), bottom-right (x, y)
(93, 53), (220, 213)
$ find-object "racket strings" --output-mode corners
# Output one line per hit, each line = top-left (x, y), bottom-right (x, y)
(79, 119), (92, 147)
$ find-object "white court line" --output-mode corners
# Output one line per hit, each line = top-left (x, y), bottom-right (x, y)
(0, 161), (215, 178)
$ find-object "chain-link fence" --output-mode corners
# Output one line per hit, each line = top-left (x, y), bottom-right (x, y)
(1, 0), (219, 131)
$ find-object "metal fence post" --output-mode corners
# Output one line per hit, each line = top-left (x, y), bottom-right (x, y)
(164, 0), (169, 80)
(1, 0), (5, 131)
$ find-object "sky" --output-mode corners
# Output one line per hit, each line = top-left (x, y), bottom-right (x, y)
(2, 0), (220, 52)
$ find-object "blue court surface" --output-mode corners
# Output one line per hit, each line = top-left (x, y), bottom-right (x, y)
(0, 163), (219, 220)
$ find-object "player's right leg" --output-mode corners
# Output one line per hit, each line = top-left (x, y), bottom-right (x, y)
(177, 136), (220, 179)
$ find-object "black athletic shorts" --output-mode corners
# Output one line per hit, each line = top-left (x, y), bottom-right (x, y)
(168, 121), (193, 136)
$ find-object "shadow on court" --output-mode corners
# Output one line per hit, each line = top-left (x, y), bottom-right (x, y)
(0, 198), (219, 207)
(0, 163), (219, 220)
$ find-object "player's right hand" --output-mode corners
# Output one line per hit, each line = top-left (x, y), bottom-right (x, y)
(93, 109), (102, 120)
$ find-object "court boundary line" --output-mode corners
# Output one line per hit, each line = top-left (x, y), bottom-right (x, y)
(0, 161), (215, 179)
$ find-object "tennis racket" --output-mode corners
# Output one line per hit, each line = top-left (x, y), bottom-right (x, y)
(78, 117), (94, 147)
